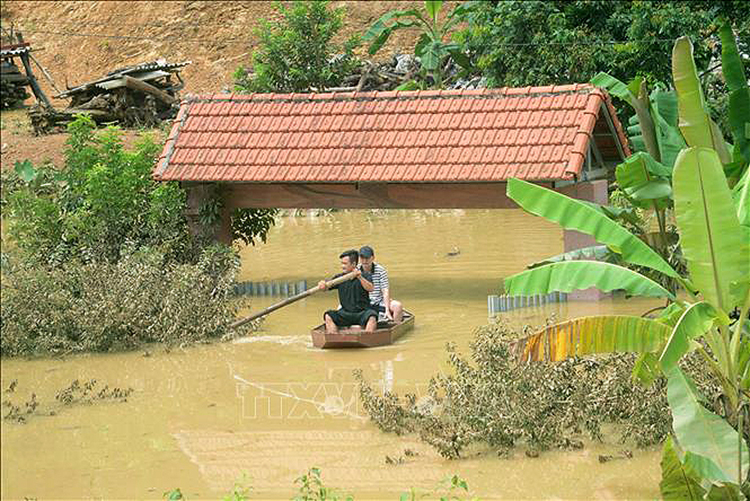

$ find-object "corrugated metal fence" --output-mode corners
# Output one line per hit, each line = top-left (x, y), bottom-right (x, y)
(488, 292), (568, 316)
(233, 280), (308, 297)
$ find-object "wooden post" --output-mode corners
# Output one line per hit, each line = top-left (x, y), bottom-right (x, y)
(15, 32), (52, 108)
(29, 53), (61, 94)
(183, 182), (232, 245)
(557, 180), (610, 301)
(123, 75), (177, 105)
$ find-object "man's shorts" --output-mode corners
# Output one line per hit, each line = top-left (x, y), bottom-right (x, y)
(324, 309), (377, 328)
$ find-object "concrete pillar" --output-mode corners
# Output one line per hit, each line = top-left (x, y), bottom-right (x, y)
(557, 180), (609, 301)
(184, 182), (233, 245)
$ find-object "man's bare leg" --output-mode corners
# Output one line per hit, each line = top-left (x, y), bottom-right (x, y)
(324, 314), (339, 334)
(364, 315), (377, 334)
(390, 300), (404, 323)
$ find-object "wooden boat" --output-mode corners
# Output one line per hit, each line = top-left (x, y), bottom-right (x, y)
(311, 311), (415, 349)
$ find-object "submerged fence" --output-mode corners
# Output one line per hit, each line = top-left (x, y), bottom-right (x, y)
(487, 292), (568, 316)
(233, 280), (309, 297)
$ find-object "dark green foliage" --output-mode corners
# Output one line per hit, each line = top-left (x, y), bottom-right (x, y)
(459, 0), (749, 89)
(2, 115), (277, 266)
(3, 115), (196, 265)
(0, 245), (253, 356)
(357, 321), (720, 459)
(232, 207), (277, 246)
(234, 1), (360, 93)
(363, 1), (474, 88)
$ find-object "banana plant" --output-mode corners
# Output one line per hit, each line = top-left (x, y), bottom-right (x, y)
(719, 23), (750, 185)
(505, 148), (749, 497)
(363, 0), (474, 88)
(591, 73), (686, 170)
(672, 37), (733, 166)
(590, 73), (683, 255)
(505, 26), (750, 498)
(591, 24), (749, 258)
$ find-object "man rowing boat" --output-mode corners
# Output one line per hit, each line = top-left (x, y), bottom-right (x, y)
(358, 245), (403, 323)
(318, 249), (377, 334)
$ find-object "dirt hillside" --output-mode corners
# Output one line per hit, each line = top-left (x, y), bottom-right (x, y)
(1, 1), (432, 100)
(1, 1), (442, 167)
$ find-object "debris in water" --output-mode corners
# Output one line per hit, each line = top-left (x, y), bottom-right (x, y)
(4, 379), (18, 393)
(3, 379), (133, 423)
(598, 450), (634, 463)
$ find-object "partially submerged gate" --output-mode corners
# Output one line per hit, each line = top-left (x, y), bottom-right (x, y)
(153, 84), (630, 297)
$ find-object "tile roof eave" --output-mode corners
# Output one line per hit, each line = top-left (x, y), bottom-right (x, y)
(152, 85), (631, 184)
(154, 101), (190, 180)
(563, 89), (631, 179)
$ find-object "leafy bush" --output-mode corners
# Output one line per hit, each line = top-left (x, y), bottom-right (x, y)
(356, 321), (719, 459)
(234, 1), (360, 93)
(2, 115), (276, 266)
(0, 245), (254, 357)
(3, 116), (196, 265)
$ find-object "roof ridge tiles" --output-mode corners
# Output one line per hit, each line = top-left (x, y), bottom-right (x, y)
(184, 84), (599, 106)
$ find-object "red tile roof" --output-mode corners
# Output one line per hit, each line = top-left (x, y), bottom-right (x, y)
(154, 84), (630, 183)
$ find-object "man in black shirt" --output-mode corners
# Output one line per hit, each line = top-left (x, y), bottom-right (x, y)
(318, 249), (377, 334)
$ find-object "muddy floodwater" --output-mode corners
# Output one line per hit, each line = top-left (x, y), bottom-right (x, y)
(1, 210), (662, 499)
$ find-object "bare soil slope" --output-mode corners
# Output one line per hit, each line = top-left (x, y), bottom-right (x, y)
(1, 1), (428, 99)
(1, 1), (437, 167)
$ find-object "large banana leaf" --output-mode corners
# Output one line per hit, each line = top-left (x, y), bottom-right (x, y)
(527, 245), (613, 269)
(660, 436), (705, 500)
(672, 37), (732, 164)
(504, 261), (673, 299)
(425, 0), (443, 21)
(591, 72), (660, 160)
(419, 40), (449, 71)
(673, 148), (749, 312)
(720, 23), (750, 166)
(616, 152), (672, 209)
(658, 302), (716, 372)
(667, 367), (749, 486)
(365, 18), (422, 54)
(511, 315), (671, 363)
(734, 167), (750, 227)
(507, 178), (679, 278)
(651, 89), (687, 169)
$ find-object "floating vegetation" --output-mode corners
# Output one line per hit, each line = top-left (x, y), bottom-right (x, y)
(2, 378), (133, 424)
(55, 378), (133, 405)
(598, 450), (633, 463)
(356, 320), (720, 459)
(2, 392), (37, 423)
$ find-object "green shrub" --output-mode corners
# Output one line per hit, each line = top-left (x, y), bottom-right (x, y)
(0, 245), (254, 356)
(3, 116), (195, 265)
(233, 0), (360, 93)
(3, 115), (277, 267)
(457, 0), (749, 130)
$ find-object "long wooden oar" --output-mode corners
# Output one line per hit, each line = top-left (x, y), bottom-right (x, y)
(230, 270), (358, 329)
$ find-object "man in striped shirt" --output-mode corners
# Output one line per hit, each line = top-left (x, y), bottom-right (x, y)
(358, 246), (404, 323)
